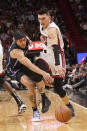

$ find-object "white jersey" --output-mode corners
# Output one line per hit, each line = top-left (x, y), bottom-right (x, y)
(39, 21), (66, 77)
(0, 40), (3, 74)
(40, 21), (64, 50)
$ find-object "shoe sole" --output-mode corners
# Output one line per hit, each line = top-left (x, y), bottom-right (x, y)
(31, 119), (40, 122)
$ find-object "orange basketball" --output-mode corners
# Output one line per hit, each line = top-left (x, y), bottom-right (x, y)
(55, 105), (72, 122)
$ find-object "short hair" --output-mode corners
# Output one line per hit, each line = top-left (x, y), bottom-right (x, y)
(13, 31), (26, 40)
(37, 8), (50, 15)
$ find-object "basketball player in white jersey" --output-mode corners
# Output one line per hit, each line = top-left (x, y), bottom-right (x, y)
(0, 40), (26, 114)
(37, 8), (75, 116)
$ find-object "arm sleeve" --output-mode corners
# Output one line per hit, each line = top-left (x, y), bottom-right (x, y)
(52, 44), (60, 66)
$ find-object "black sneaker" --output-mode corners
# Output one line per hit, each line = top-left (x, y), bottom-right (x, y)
(18, 102), (26, 114)
(41, 96), (51, 113)
(66, 103), (75, 117)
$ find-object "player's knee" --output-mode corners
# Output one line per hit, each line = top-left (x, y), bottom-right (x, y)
(54, 85), (66, 97)
(20, 75), (34, 87)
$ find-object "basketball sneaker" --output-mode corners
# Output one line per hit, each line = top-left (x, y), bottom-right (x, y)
(32, 110), (40, 122)
(41, 96), (51, 113)
(66, 103), (75, 117)
(18, 102), (26, 114)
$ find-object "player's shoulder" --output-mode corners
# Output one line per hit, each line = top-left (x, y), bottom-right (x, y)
(10, 48), (24, 59)
(10, 42), (23, 53)
(48, 22), (59, 34)
(48, 22), (61, 35)
(48, 22), (59, 29)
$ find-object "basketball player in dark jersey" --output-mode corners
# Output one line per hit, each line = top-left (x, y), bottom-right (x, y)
(0, 40), (26, 114)
(7, 31), (53, 121)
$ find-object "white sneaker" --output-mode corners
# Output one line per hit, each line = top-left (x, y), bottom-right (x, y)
(18, 102), (26, 114)
(32, 110), (40, 122)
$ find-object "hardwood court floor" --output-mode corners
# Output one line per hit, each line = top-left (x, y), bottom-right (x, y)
(0, 89), (87, 131)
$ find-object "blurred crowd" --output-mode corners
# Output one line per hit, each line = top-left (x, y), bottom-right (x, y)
(69, 0), (87, 41)
(63, 61), (87, 93)
(0, 0), (69, 45)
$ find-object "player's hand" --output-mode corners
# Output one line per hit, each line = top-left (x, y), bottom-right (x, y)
(40, 35), (44, 42)
(42, 72), (53, 84)
(54, 65), (65, 78)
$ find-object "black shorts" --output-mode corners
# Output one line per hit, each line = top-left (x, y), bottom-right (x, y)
(9, 59), (49, 83)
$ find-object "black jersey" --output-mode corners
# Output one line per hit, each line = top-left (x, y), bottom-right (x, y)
(7, 41), (28, 71)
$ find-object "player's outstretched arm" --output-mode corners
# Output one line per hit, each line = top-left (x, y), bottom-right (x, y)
(10, 49), (53, 83)
(48, 27), (65, 77)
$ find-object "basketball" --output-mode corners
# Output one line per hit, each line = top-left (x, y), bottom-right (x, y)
(55, 105), (72, 122)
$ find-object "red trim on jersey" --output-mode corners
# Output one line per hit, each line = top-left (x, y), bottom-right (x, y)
(50, 20), (53, 23)
(42, 35), (47, 45)
(58, 38), (65, 69)
(0, 72), (4, 76)
(0, 73), (2, 76)
(52, 75), (60, 78)
(52, 75), (65, 79)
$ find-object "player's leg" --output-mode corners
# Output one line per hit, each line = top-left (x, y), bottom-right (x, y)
(20, 74), (40, 121)
(36, 80), (51, 113)
(54, 78), (75, 116)
(35, 59), (51, 113)
(0, 74), (26, 114)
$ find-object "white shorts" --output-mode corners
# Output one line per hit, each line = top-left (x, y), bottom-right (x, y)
(38, 45), (66, 78)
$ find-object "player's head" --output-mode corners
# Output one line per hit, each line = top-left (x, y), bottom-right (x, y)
(37, 8), (51, 28)
(13, 31), (27, 48)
